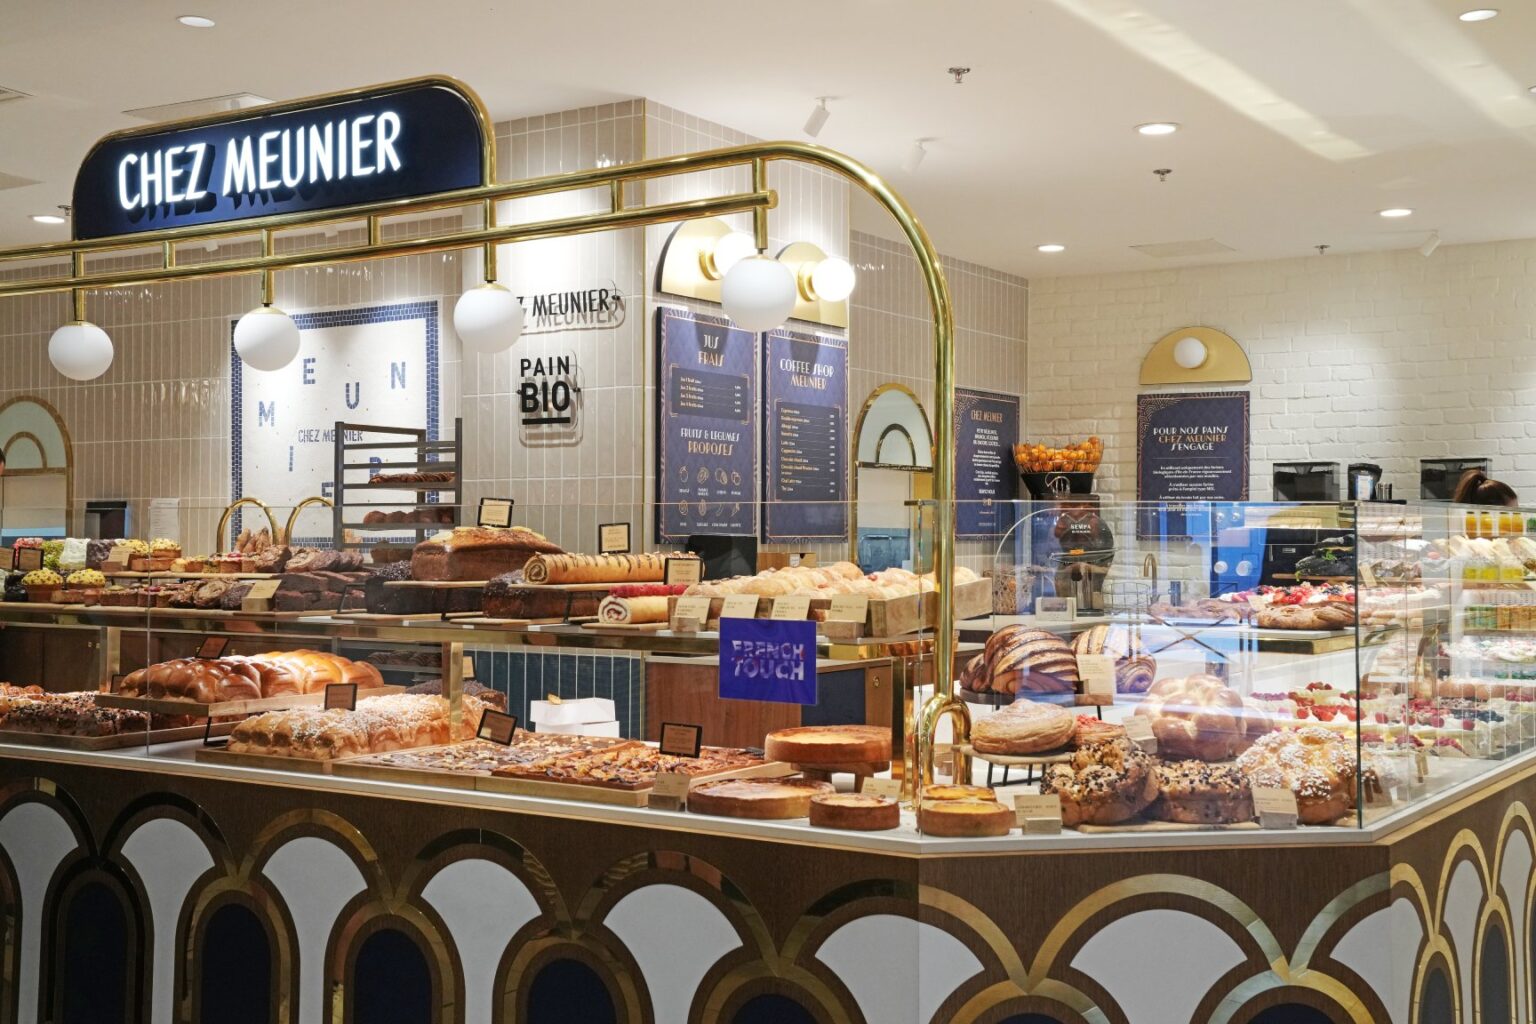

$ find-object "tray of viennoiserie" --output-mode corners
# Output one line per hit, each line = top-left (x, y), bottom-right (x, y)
(194, 690), (496, 773)
(329, 730), (622, 789)
(0, 684), (233, 749)
(98, 651), (399, 717)
(480, 740), (790, 806)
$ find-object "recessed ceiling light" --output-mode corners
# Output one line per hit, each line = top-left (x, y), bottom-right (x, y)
(1136, 122), (1180, 136)
(177, 14), (216, 27)
(1379, 208), (1414, 218)
(1037, 244), (1066, 253)
(1459, 8), (1498, 20)
(30, 213), (65, 224)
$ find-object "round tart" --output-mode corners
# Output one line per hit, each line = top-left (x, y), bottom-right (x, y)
(1146, 760), (1254, 824)
(971, 698), (1074, 755)
(918, 798), (1012, 837)
(809, 792), (900, 831)
(923, 784), (996, 802)
(687, 777), (834, 819)
(764, 725), (891, 765)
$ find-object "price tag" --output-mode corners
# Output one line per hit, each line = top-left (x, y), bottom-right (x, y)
(770, 595), (812, 621)
(195, 636), (229, 660)
(15, 548), (42, 572)
(476, 497), (514, 529)
(477, 709), (519, 745)
(1013, 792), (1063, 833)
(665, 557), (702, 586)
(1359, 563), (1379, 587)
(244, 578), (281, 601)
(862, 777), (903, 800)
(1034, 596), (1076, 622)
(1253, 786), (1299, 829)
(106, 544), (131, 566)
(1076, 654), (1117, 698)
(649, 770), (692, 809)
(324, 683), (358, 710)
(598, 523), (631, 554)
(1414, 746), (1430, 782)
(719, 594), (759, 620)
(461, 655), (476, 680)
(671, 596), (712, 631)
(659, 722), (703, 758)
(933, 743), (956, 775)
(827, 594), (869, 623)
(1123, 716), (1157, 753)
(110, 673), (126, 693)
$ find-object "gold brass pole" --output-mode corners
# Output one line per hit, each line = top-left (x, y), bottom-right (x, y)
(751, 158), (770, 252)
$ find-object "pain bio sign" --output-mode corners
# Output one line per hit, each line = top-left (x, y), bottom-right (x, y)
(718, 617), (818, 705)
(71, 80), (487, 239)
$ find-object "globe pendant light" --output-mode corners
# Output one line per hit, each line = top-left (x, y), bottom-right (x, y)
(454, 282), (525, 354)
(721, 255), (797, 332)
(1172, 335), (1209, 369)
(233, 304), (302, 371)
(48, 320), (114, 381)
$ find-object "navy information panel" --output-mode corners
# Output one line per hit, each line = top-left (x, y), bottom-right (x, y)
(955, 388), (1020, 537)
(763, 328), (848, 542)
(718, 617), (818, 705)
(656, 307), (759, 541)
(1136, 390), (1250, 538)
(72, 82), (486, 239)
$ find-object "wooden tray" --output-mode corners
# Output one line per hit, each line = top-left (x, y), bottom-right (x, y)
(0, 722), (232, 750)
(97, 684), (404, 719)
(1075, 818), (1262, 833)
(479, 759), (792, 807)
(194, 746), (337, 774)
(579, 621), (668, 632)
(329, 746), (483, 790)
(958, 743), (1073, 767)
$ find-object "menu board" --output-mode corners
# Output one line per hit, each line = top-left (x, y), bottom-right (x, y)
(656, 307), (758, 541)
(1136, 390), (1249, 538)
(763, 329), (848, 541)
(954, 388), (1020, 537)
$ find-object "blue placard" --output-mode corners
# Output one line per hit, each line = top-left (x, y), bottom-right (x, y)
(719, 617), (818, 705)
(763, 328), (848, 541)
(955, 388), (1020, 537)
(1137, 390), (1250, 538)
(656, 307), (758, 541)
(72, 82), (486, 239)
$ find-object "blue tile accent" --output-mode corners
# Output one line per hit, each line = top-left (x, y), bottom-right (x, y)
(230, 300), (442, 535)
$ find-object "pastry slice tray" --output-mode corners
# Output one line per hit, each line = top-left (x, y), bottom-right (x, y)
(97, 684), (404, 718)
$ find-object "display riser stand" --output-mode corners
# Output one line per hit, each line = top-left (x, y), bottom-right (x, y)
(332, 419), (463, 551)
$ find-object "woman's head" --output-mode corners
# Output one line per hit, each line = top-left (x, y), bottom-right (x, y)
(1453, 469), (1519, 508)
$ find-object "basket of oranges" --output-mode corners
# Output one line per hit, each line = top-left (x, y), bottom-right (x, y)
(1013, 438), (1103, 498)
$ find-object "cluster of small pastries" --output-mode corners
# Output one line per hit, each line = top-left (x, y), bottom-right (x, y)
(228, 693), (488, 760)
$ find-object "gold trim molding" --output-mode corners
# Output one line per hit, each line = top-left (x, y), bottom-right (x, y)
(1140, 326), (1252, 386)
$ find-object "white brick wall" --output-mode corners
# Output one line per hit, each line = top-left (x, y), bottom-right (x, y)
(1027, 239), (1536, 501)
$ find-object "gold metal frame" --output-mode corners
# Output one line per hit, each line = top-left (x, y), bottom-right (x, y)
(215, 498), (281, 552)
(283, 496), (335, 547)
(0, 76), (962, 794)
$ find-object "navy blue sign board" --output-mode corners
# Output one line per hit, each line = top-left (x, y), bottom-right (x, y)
(72, 81), (486, 239)
(718, 617), (818, 705)
(1136, 390), (1250, 539)
(955, 388), (1020, 538)
(763, 328), (848, 542)
(656, 307), (759, 541)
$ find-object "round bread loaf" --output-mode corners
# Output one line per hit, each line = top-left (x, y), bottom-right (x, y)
(1040, 737), (1157, 827)
(765, 725), (891, 765)
(918, 798), (1012, 837)
(1134, 674), (1273, 761)
(971, 699), (1074, 755)
(687, 777), (834, 819)
(809, 792), (900, 831)
(1235, 727), (1356, 825)
(1146, 760), (1254, 824)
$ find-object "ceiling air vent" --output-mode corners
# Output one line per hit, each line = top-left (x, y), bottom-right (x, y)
(0, 86), (31, 106)
(1130, 238), (1235, 259)
(125, 92), (271, 123)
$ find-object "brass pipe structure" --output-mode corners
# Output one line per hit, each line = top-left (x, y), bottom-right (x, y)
(0, 97), (962, 801)
(284, 496), (335, 547)
(214, 498), (281, 553)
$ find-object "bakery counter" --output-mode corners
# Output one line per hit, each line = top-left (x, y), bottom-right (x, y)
(2, 741), (1534, 1023)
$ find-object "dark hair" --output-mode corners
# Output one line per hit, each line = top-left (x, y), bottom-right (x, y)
(1452, 469), (1518, 507)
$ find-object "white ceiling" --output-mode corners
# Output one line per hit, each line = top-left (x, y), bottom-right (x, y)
(2, 0), (1535, 277)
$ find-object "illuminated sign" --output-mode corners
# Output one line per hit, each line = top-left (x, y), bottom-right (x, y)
(73, 80), (486, 239)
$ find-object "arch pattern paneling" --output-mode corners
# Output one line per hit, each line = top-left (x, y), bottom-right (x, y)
(0, 773), (1531, 1023)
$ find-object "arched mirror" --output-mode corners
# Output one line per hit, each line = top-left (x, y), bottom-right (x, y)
(850, 384), (934, 573)
(0, 396), (72, 542)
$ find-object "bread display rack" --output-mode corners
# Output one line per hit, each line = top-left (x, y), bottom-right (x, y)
(332, 419), (464, 552)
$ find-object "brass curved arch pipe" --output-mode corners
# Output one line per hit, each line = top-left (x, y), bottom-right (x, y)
(214, 497), (281, 553)
(284, 496), (334, 548)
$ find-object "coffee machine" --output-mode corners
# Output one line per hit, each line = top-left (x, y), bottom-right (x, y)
(1347, 463), (1383, 501)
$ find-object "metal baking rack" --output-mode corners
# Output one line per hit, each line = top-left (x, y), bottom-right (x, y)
(332, 419), (464, 550)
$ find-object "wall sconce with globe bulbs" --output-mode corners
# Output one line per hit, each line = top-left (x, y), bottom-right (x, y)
(659, 218), (855, 330)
